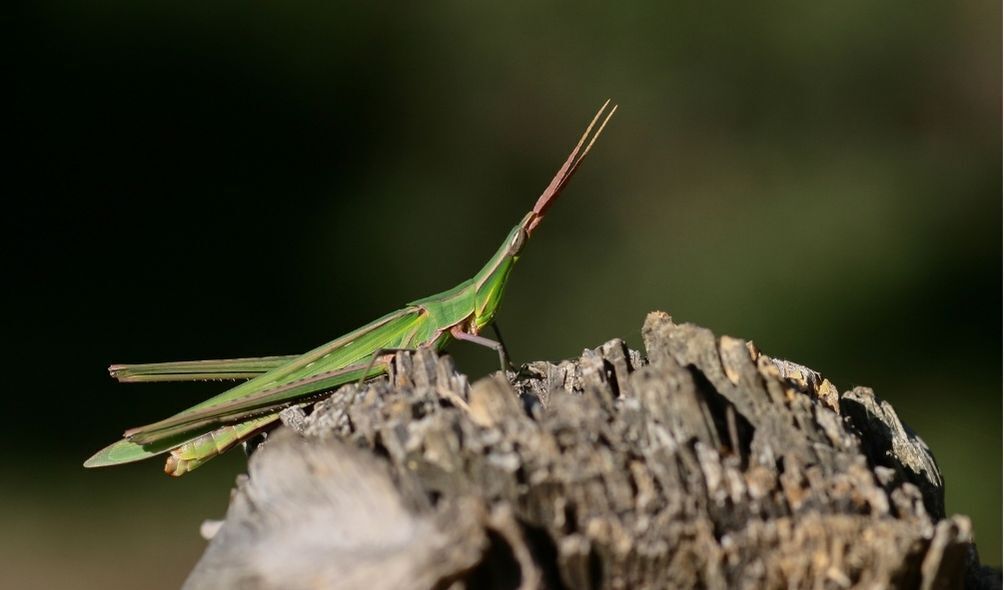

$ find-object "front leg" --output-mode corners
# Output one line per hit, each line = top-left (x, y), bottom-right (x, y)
(450, 325), (513, 372)
(489, 321), (513, 367)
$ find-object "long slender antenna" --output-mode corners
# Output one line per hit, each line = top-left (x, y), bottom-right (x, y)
(527, 100), (617, 234)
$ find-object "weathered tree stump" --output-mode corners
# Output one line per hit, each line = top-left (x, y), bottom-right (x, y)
(184, 312), (998, 590)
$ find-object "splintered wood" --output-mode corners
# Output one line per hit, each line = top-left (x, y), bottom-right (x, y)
(185, 312), (992, 590)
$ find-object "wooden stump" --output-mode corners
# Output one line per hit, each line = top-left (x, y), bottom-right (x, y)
(184, 312), (998, 590)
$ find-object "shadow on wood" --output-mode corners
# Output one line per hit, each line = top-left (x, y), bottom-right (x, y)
(185, 312), (999, 590)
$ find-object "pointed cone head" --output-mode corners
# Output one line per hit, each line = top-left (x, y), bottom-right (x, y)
(472, 101), (617, 330)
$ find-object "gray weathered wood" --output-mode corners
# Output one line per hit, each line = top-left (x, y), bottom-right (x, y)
(184, 312), (998, 590)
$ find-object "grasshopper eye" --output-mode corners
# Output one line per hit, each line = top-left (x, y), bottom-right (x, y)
(508, 227), (527, 255)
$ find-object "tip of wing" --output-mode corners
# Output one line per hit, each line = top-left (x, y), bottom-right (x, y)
(84, 437), (167, 468)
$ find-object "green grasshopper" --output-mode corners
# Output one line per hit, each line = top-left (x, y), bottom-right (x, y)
(85, 101), (617, 476)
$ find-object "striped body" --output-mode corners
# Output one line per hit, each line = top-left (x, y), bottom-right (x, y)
(85, 101), (616, 475)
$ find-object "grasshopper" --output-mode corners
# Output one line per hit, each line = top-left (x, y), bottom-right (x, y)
(85, 101), (617, 475)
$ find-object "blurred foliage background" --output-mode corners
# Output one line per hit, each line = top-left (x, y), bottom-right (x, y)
(11, 1), (1000, 587)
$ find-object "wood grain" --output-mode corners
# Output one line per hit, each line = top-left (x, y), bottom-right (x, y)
(184, 312), (997, 590)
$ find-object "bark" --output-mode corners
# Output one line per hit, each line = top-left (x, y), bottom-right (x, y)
(184, 312), (999, 590)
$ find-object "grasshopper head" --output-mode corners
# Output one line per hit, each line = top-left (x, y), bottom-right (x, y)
(471, 223), (527, 331)
(471, 101), (616, 332)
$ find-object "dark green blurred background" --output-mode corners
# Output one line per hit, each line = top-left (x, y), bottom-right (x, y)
(11, 2), (1000, 587)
